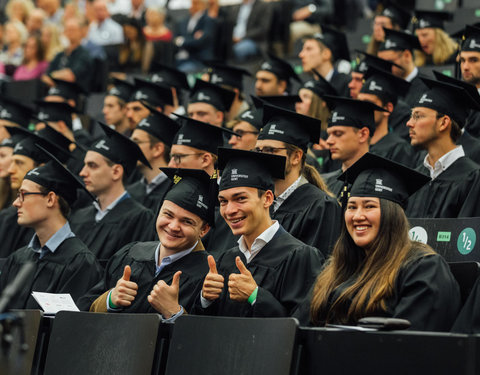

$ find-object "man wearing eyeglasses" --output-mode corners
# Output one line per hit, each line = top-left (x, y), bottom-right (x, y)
(0, 147), (103, 309)
(127, 105), (180, 213)
(228, 107), (262, 151)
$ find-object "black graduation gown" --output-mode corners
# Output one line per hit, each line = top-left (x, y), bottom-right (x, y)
(402, 74), (428, 108)
(405, 157), (480, 218)
(322, 169), (343, 198)
(0, 236), (103, 309)
(315, 152), (342, 174)
(388, 100), (411, 141)
(77, 241), (209, 313)
(193, 226), (324, 317)
(452, 277), (480, 333)
(70, 197), (156, 260)
(201, 206), (238, 257)
(465, 110), (480, 138)
(458, 131), (480, 165)
(0, 206), (34, 258)
(294, 253), (460, 332)
(370, 132), (417, 168)
(329, 71), (350, 98)
(127, 178), (172, 214)
(272, 183), (341, 257)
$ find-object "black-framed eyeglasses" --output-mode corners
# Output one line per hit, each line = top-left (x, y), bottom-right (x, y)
(131, 139), (151, 145)
(253, 146), (288, 154)
(17, 191), (47, 203)
(232, 129), (259, 138)
(170, 153), (203, 164)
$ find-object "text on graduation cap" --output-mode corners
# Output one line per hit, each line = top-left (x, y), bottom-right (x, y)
(267, 124), (285, 135)
(176, 134), (191, 144)
(242, 111), (254, 120)
(331, 112), (346, 123)
(419, 94), (433, 104)
(469, 39), (480, 49)
(375, 179), (393, 192)
(368, 81), (383, 91)
(230, 168), (248, 181)
(196, 195), (208, 209)
(95, 140), (110, 151)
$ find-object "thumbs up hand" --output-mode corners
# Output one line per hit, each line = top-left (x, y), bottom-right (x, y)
(111, 265), (138, 307)
(228, 257), (257, 302)
(201, 255), (224, 301)
(148, 271), (183, 318)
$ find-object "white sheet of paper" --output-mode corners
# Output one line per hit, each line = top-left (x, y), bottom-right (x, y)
(31, 291), (80, 314)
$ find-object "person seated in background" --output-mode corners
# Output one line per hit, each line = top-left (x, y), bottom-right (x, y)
(118, 17), (148, 74)
(0, 20), (27, 75)
(143, 6), (172, 42)
(12, 34), (49, 81)
(87, 0), (124, 46)
(294, 153), (460, 332)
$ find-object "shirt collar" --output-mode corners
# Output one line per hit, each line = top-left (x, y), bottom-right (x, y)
(325, 68), (334, 82)
(29, 222), (75, 257)
(405, 67), (418, 82)
(237, 221), (279, 263)
(142, 171), (168, 194)
(154, 241), (197, 276)
(273, 175), (306, 212)
(423, 145), (465, 179)
(93, 190), (129, 215)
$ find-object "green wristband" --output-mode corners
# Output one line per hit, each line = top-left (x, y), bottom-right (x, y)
(247, 287), (258, 305)
(108, 291), (118, 309)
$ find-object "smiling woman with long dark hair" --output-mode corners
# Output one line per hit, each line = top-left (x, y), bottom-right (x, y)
(295, 153), (461, 331)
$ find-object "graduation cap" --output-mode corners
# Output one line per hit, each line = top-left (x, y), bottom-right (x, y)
(323, 95), (389, 135)
(0, 134), (23, 149)
(338, 152), (430, 208)
(206, 62), (252, 91)
(36, 124), (75, 158)
(24, 144), (96, 205)
(259, 103), (321, 152)
(91, 122), (152, 174)
(46, 78), (87, 103)
(353, 51), (404, 73)
(313, 25), (350, 62)
(258, 53), (300, 83)
(461, 25), (480, 52)
(172, 114), (237, 155)
(236, 107), (263, 131)
(415, 77), (480, 126)
(360, 66), (411, 104)
(150, 63), (190, 91)
(256, 95), (301, 112)
(217, 147), (286, 193)
(107, 78), (135, 102)
(188, 79), (236, 112)
(34, 100), (76, 130)
(379, 28), (422, 52)
(303, 69), (338, 98)
(413, 10), (453, 30)
(433, 70), (480, 105)
(137, 101), (181, 147)
(6, 126), (70, 164)
(380, 1), (411, 30)
(131, 78), (173, 108)
(161, 167), (217, 226)
(0, 96), (33, 128)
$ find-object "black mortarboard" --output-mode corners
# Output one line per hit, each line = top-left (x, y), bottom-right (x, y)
(161, 167), (217, 226)
(415, 77), (480, 126)
(107, 78), (135, 102)
(338, 152), (430, 208)
(433, 70), (480, 105)
(172, 115), (236, 155)
(36, 124), (75, 162)
(236, 107), (263, 131)
(24, 145), (96, 205)
(380, 1), (412, 30)
(218, 147), (286, 192)
(361, 66), (411, 104)
(131, 78), (173, 108)
(461, 25), (480, 52)
(6, 126), (69, 164)
(47, 78), (86, 102)
(304, 69), (338, 97)
(0, 96), (33, 128)
(313, 25), (350, 61)
(137, 101), (181, 147)
(379, 28), (422, 52)
(323, 95), (388, 135)
(206, 62), (252, 91)
(353, 51), (404, 73)
(413, 10), (453, 30)
(91, 122), (152, 174)
(259, 103), (321, 152)
(188, 79), (236, 112)
(0, 134), (23, 148)
(259, 53), (300, 82)
(256, 95), (301, 112)
(150, 63), (190, 91)
(34, 100), (76, 130)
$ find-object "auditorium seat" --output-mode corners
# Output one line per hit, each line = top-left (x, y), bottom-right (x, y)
(449, 261), (480, 304)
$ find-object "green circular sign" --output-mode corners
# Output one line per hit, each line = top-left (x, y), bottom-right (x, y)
(457, 228), (476, 255)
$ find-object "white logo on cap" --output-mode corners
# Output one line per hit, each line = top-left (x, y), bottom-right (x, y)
(176, 134), (191, 144)
(331, 112), (345, 123)
(151, 74), (164, 83)
(242, 111), (254, 120)
(0, 108), (12, 119)
(38, 111), (49, 121)
(383, 9), (394, 17)
(48, 87), (60, 95)
(95, 139), (110, 151)
(13, 143), (23, 152)
(375, 178), (393, 193)
(359, 62), (368, 72)
(304, 81), (315, 88)
(211, 74), (223, 84)
(27, 168), (41, 176)
(419, 19), (429, 28)
(267, 124), (285, 135)
(261, 62), (272, 70)
(368, 80), (383, 91)
(196, 194), (208, 209)
(139, 119), (151, 127)
(313, 32), (324, 40)
(109, 87), (121, 96)
(230, 168), (248, 181)
(197, 92), (211, 101)
(419, 94), (433, 104)
(135, 91), (148, 100)
(384, 39), (397, 49)
(469, 39), (480, 49)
